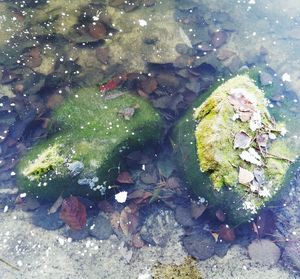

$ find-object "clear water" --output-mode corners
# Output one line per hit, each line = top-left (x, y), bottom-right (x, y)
(0, 0), (300, 278)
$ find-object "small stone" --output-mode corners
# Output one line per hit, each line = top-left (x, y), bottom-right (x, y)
(175, 205), (195, 227)
(260, 72), (273, 86)
(248, 239), (281, 265)
(88, 214), (113, 240)
(32, 206), (65, 230)
(140, 210), (179, 247)
(211, 31), (228, 48)
(182, 231), (215, 260)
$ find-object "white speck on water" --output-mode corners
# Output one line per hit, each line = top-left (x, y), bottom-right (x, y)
(20, 193), (27, 198)
(138, 19), (147, 27)
(3, 205), (8, 213)
(282, 73), (291, 82)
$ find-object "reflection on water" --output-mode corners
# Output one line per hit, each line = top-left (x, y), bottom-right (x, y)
(0, 0), (300, 278)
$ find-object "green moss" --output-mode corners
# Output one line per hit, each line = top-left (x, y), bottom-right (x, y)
(17, 87), (163, 200)
(151, 257), (202, 279)
(172, 74), (300, 224)
(22, 144), (64, 181)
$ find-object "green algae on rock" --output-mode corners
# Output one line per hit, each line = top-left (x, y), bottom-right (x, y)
(172, 74), (298, 224)
(151, 257), (202, 279)
(17, 88), (162, 200)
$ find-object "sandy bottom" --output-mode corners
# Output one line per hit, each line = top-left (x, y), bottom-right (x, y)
(0, 210), (296, 279)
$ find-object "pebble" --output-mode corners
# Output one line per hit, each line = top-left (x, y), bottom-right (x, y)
(175, 205), (195, 227)
(88, 213), (113, 240)
(211, 31), (228, 48)
(32, 206), (65, 230)
(140, 210), (179, 247)
(182, 231), (215, 260)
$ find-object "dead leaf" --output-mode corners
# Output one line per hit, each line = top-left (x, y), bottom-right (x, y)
(140, 77), (158, 94)
(166, 176), (181, 191)
(215, 209), (226, 222)
(48, 194), (64, 214)
(110, 212), (121, 232)
(191, 202), (207, 219)
(212, 232), (219, 242)
(119, 206), (139, 237)
(132, 233), (144, 249)
(240, 148), (263, 166)
(219, 224), (235, 242)
(256, 133), (269, 148)
(234, 131), (251, 149)
(117, 171), (134, 184)
(127, 189), (153, 204)
(118, 107), (136, 120)
(59, 196), (87, 230)
(239, 167), (254, 184)
(255, 209), (276, 238)
(228, 88), (256, 122)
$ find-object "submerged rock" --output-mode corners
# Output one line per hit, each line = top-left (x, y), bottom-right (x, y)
(106, 0), (192, 73)
(17, 87), (162, 200)
(172, 74), (299, 224)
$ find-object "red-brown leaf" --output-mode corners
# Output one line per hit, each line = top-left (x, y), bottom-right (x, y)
(215, 209), (226, 222)
(59, 196), (87, 230)
(219, 224), (235, 242)
(191, 202), (207, 219)
(97, 200), (114, 213)
(117, 171), (134, 184)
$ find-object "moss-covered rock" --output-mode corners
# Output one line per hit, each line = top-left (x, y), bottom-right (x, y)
(17, 87), (163, 200)
(172, 74), (300, 224)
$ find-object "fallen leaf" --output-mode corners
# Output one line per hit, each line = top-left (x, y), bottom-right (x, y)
(59, 196), (87, 230)
(191, 202), (207, 219)
(256, 133), (269, 148)
(166, 176), (182, 190)
(234, 131), (252, 149)
(212, 232), (219, 242)
(140, 77), (158, 94)
(215, 209), (226, 222)
(48, 194), (64, 214)
(149, 188), (161, 204)
(240, 148), (262, 166)
(219, 224), (235, 242)
(119, 206), (139, 237)
(127, 189), (153, 203)
(117, 171), (134, 184)
(110, 212), (121, 231)
(140, 172), (158, 184)
(239, 167), (254, 184)
(250, 111), (262, 131)
(131, 233), (144, 248)
(255, 209), (276, 238)
(97, 200), (114, 213)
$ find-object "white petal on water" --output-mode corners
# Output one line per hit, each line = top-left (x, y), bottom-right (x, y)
(115, 191), (128, 203)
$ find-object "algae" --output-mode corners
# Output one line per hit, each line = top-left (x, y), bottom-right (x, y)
(17, 88), (163, 200)
(151, 257), (202, 279)
(172, 74), (300, 224)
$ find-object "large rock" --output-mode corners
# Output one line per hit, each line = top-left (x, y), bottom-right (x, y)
(106, 0), (192, 73)
(17, 87), (162, 200)
(172, 74), (300, 224)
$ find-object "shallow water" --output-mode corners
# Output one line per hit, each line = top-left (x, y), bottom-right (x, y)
(0, 0), (300, 278)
